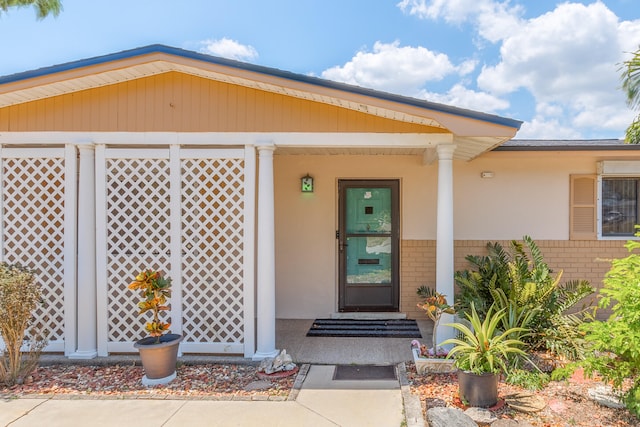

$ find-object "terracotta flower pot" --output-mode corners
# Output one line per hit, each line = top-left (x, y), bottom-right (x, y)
(457, 370), (498, 408)
(134, 333), (183, 385)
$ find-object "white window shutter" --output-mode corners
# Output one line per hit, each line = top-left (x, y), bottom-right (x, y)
(570, 174), (596, 240)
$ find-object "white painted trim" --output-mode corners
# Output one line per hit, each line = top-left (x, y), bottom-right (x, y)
(168, 145), (183, 346)
(179, 342), (244, 354)
(95, 144), (109, 357)
(242, 145), (256, 358)
(598, 160), (640, 176)
(63, 144), (78, 356)
(104, 148), (170, 159)
(179, 148), (244, 159)
(0, 131), (450, 148)
(0, 145), (3, 261)
(1, 147), (66, 158)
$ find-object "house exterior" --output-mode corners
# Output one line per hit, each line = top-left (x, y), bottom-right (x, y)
(0, 45), (637, 360)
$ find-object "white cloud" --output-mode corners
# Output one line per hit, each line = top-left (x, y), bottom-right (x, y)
(397, 1), (640, 139)
(199, 38), (258, 62)
(420, 84), (509, 113)
(397, 0), (486, 23)
(516, 117), (581, 140)
(321, 41), (472, 96)
(475, 2), (639, 138)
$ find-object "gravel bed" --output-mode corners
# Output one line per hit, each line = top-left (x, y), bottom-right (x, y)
(0, 363), (296, 401)
(406, 362), (637, 427)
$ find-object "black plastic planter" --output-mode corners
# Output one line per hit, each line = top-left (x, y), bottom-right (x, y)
(457, 370), (499, 407)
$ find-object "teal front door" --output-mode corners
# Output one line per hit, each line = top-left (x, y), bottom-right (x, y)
(338, 180), (399, 311)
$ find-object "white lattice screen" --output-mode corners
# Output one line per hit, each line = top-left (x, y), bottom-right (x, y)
(1, 151), (68, 350)
(181, 158), (245, 344)
(104, 157), (172, 343)
(101, 148), (246, 354)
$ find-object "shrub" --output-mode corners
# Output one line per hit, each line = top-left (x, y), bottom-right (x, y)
(506, 368), (550, 390)
(581, 237), (640, 418)
(0, 262), (48, 385)
(454, 236), (595, 360)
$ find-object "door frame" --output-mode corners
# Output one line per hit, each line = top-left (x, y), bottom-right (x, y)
(337, 179), (400, 312)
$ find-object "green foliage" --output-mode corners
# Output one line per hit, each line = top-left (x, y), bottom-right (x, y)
(622, 48), (640, 144)
(626, 115), (640, 144)
(622, 48), (640, 110)
(441, 303), (528, 374)
(550, 364), (576, 382)
(0, 262), (48, 386)
(581, 236), (640, 418)
(506, 369), (550, 391)
(0, 0), (62, 19)
(128, 270), (173, 341)
(454, 236), (595, 360)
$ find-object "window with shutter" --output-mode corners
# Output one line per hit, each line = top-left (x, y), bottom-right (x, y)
(570, 175), (596, 240)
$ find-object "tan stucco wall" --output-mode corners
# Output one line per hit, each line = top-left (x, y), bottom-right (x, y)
(274, 153), (437, 318)
(274, 150), (639, 319)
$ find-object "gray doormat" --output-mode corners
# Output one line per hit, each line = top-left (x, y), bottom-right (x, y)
(333, 365), (397, 381)
(307, 319), (421, 338)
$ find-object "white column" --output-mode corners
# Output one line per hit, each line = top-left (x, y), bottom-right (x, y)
(435, 144), (457, 347)
(253, 143), (279, 360)
(69, 143), (98, 359)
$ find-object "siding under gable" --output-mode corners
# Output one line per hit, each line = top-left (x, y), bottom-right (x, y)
(0, 71), (447, 134)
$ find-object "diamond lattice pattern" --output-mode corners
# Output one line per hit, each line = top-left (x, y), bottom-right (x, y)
(2, 157), (66, 343)
(181, 158), (245, 343)
(105, 158), (172, 342)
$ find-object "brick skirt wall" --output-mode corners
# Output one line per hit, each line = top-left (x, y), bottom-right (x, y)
(401, 239), (630, 320)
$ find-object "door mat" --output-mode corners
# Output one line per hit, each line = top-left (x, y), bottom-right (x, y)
(333, 365), (397, 381)
(306, 319), (421, 338)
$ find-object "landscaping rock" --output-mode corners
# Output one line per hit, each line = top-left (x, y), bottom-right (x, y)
(464, 407), (497, 425)
(505, 392), (546, 413)
(492, 420), (534, 427)
(424, 397), (447, 409)
(426, 407), (477, 427)
(587, 385), (626, 409)
(243, 380), (272, 391)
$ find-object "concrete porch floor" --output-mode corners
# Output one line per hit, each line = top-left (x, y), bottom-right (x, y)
(275, 318), (433, 365)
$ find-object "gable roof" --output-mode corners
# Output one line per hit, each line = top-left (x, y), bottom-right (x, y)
(0, 45), (522, 160)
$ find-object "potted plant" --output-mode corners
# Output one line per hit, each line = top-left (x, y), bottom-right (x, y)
(128, 269), (183, 385)
(441, 303), (528, 407)
(411, 286), (456, 373)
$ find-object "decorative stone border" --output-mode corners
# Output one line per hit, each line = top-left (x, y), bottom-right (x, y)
(412, 349), (456, 374)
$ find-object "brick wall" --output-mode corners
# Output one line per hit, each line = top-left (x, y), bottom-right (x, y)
(401, 239), (630, 320)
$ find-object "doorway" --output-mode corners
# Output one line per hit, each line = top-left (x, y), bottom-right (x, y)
(338, 180), (400, 311)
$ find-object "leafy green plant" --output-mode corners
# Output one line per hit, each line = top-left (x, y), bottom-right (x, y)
(506, 368), (550, 390)
(441, 303), (528, 374)
(454, 236), (594, 360)
(128, 270), (172, 342)
(0, 262), (48, 386)
(581, 236), (640, 418)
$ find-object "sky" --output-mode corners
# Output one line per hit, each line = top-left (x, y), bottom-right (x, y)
(0, 0), (639, 140)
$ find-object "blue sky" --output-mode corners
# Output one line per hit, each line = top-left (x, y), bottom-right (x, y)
(1, 0), (639, 139)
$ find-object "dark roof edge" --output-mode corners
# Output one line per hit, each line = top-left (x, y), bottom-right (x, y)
(0, 44), (523, 130)
(495, 139), (638, 151)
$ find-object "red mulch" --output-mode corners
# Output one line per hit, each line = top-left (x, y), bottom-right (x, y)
(406, 362), (638, 427)
(0, 364), (294, 400)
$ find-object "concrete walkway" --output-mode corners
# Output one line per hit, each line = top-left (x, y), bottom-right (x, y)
(0, 364), (422, 427)
(1, 319), (433, 426)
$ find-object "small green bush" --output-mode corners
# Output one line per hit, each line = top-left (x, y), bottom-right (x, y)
(0, 262), (48, 386)
(581, 237), (640, 418)
(506, 369), (550, 390)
